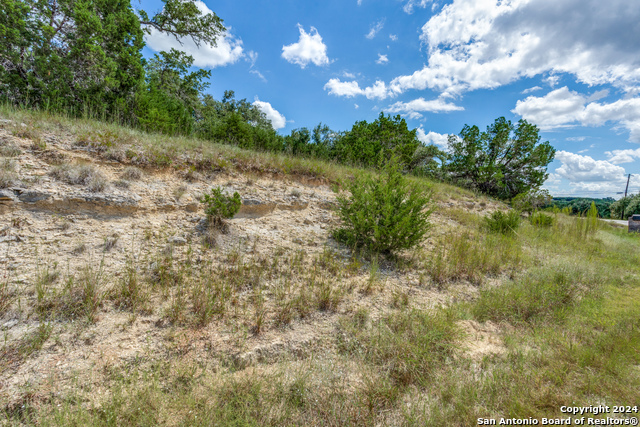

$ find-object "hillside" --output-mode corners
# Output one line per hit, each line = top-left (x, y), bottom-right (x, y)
(1, 108), (639, 426)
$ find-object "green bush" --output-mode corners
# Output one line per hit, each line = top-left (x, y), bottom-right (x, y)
(200, 187), (241, 227)
(332, 157), (432, 255)
(484, 210), (520, 234)
(529, 211), (554, 227)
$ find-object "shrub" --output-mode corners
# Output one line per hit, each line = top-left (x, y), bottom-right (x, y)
(511, 189), (551, 214)
(529, 211), (554, 227)
(200, 187), (241, 227)
(49, 164), (109, 192)
(484, 210), (520, 234)
(332, 157), (432, 255)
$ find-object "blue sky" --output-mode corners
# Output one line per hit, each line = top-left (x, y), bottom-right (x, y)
(140, 0), (640, 198)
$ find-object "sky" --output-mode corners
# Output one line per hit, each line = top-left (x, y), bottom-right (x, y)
(140, 0), (640, 199)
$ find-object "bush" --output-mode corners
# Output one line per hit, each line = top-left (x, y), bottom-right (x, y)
(332, 157), (432, 255)
(484, 210), (520, 234)
(529, 211), (554, 227)
(201, 187), (241, 227)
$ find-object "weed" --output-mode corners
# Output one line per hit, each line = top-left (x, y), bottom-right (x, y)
(427, 230), (523, 285)
(484, 210), (521, 234)
(191, 277), (227, 325)
(0, 280), (13, 316)
(71, 242), (86, 255)
(173, 184), (188, 201)
(0, 159), (18, 188)
(472, 267), (588, 324)
(0, 142), (21, 157)
(49, 163), (109, 192)
(113, 179), (130, 189)
(120, 166), (142, 181)
(316, 280), (341, 312)
(57, 263), (106, 322)
(103, 234), (119, 252)
(111, 264), (147, 313)
(529, 210), (554, 227)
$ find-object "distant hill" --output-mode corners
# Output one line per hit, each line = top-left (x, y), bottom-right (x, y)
(545, 197), (615, 218)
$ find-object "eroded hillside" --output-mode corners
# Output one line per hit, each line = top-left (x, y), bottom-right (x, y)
(1, 113), (638, 426)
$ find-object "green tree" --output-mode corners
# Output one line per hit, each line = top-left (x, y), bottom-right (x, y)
(138, 0), (225, 48)
(136, 49), (210, 134)
(334, 112), (420, 169)
(333, 157), (432, 255)
(410, 144), (449, 178)
(511, 189), (552, 214)
(0, 0), (146, 116)
(445, 117), (555, 200)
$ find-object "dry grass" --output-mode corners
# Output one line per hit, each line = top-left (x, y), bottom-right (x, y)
(49, 163), (109, 192)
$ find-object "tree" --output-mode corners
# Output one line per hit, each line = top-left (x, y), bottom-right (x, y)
(0, 0), (225, 123)
(138, 0), (225, 48)
(410, 144), (449, 178)
(511, 189), (552, 214)
(0, 0), (145, 115)
(333, 157), (432, 255)
(137, 49), (210, 134)
(445, 117), (555, 200)
(333, 112), (420, 169)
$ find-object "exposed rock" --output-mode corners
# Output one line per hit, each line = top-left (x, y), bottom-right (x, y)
(18, 190), (51, 203)
(237, 198), (277, 218)
(0, 189), (16, 202)
(168, 236), (187, 245)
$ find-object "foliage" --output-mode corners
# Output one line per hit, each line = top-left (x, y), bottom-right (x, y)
(200, 187), (241, 226)
(333, 113), (420, 169)
(332, 157), (432, 255)
(529, 211), (554, 227)
(549, 197), (614, 218)
(484, 210), (521, 235)
(137, 0), (225, 48)
(610, 194), (640, 219)
(445, 117), (556, 200)
(410, 144), (448, 178)
(511, 188), (551, 214)
(136, 49), (210, 135)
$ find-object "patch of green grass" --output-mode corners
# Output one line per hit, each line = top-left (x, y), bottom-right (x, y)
(426, 230), (524, 285)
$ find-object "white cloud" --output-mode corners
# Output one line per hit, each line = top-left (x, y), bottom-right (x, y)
(385, 0), (640, 98)
(246, 51), (258, 67)
(376, 54), (389, 65)
(387, 97), (464, 119)
(252, 99), (286, 129)
(417, 128), (450, 148)
(553, 150), (632, 195)
(522, 86), (542, 94)
(555, 151), (625, 183)
(324, 79), (364, 98)
(342, 71), (356, 79)
(282, 25), (330, 68)
(354, 104), (359, 109)
(366, 20), (385, 40)
(389, 34), (398, 41)
(605, 148), (640, 164)
(250, 69), (266, 82)
(403, 0), (435, 14)
(324, 79), (390, 100)
(566, 136), (586, 141)
(513, 87), (640, 142)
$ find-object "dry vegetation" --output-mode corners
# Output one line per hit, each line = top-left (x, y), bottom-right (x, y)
(0, 107), (639, 425)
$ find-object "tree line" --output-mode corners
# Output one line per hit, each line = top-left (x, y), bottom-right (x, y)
(0, 0), (556, 201)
